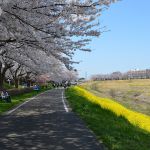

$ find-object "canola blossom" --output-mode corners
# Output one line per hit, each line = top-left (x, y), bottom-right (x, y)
(73, 86), (150, 133)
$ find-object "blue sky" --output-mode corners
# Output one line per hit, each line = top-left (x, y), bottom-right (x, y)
(73, 0), (150, 78)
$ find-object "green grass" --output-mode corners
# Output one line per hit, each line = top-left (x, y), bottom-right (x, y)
(3, 82), (15, 89)
(65, 88), (150, 150)
(0, 87), (52, 114)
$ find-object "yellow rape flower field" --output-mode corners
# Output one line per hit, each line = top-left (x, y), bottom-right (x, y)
(81, 79), (150, 116)
(73, 86), (150, 133)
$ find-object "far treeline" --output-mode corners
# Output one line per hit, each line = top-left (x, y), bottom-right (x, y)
(91, 69), (150, 81)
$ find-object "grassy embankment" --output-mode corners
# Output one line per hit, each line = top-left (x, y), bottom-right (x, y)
(66, 86), (150, 150)
(81, 79), (150, 116)
(0, 86), (52, 114)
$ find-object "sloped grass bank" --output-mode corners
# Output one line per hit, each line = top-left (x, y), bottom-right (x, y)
(0, 87), (52, 114)
(66, 87), (150, 150)
(81, 80), (150, 116)
(74, 86), (150, 132)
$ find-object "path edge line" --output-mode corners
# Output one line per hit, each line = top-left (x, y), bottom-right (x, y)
(6, 90), (51, 115)
(62, 90), (69, 113)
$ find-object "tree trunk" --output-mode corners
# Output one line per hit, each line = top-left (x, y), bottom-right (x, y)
(0, 74), (4, 89)
(14, 79), (19, 88)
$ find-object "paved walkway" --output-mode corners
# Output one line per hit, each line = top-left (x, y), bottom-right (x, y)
(0, 89), (104, 150)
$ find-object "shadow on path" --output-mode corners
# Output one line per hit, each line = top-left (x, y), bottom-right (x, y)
(0, 89), (104, 150)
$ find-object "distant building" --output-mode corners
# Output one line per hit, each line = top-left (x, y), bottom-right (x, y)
(91, 69), (150, 81)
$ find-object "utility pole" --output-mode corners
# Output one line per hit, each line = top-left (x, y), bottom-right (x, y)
(85, 72), (87, 80)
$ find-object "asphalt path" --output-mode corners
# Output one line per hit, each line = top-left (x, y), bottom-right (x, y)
(0, 89), (104, 150)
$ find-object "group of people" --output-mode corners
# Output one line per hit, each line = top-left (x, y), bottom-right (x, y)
(33, 84), (40, 93)
(0, 90), (11, 103)
(1, 84), (40, 103)
(52, 81), (71, 89)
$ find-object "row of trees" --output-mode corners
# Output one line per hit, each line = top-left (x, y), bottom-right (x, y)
(0, 0), (117, 88)
(91, 69), (150, 81)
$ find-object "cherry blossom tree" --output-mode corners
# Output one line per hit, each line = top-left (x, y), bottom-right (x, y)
(0, 0), (118, 87)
